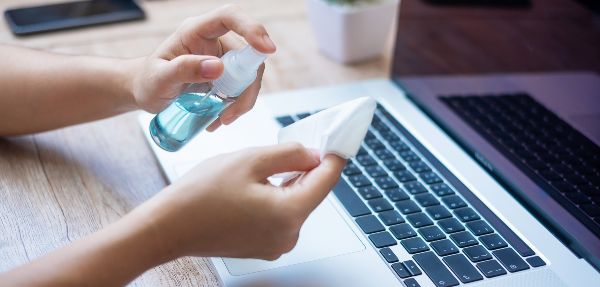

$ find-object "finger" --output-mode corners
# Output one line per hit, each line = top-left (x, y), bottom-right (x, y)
(206, 119), (221, 132)
(249, 143), (320, 180)
(220, 63), (264, 125)
(285, 155), (346, 217)
(160, 54), (224, 85)
(179, 4), (276, 54)
(215, 35), (262, 125)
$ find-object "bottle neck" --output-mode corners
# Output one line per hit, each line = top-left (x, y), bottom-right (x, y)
(209, 88), (237, 104)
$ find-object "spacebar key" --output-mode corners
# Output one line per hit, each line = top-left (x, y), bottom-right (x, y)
(413, 251), (460, 287)
(332, 178), (371, 217)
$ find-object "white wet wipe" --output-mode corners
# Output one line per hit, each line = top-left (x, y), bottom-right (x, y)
(271, 97), (376, 184)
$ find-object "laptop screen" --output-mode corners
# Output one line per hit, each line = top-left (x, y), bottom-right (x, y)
(390, 0), (600, 79)
(388, 0), (600, 270)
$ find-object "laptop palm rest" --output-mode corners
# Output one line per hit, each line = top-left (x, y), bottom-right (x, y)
(222, 198), (365, 276)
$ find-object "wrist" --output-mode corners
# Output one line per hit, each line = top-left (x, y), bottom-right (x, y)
(120, 192), (185, 267)
(116, 57), (145, 112)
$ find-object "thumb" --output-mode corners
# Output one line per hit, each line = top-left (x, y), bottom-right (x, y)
(161, 54), (224, 85)
(285, 154), (346, 217)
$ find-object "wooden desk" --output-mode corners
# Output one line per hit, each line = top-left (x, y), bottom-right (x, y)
(0, 0), (390, 286)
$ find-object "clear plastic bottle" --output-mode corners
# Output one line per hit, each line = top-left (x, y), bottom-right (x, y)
(150, 45), (267, 152)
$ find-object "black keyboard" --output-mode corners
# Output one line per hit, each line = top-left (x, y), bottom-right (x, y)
(276, 104), (546, 286)
(441, 94), (600, 238)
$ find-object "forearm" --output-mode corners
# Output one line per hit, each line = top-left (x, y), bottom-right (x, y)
(0, 195), (179, 287)
(0, 45), (141, 136)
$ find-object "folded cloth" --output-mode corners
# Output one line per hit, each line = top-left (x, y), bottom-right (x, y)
(273, 97), (376, 184)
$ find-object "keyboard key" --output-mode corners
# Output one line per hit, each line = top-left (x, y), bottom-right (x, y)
(374, 176), (399, 190)
(463, 245), (492, 262)
(401, 237), (430, 254)
(369, 231), (397, 248)
(343, 163), (362, 176)
(348, 175), (372, 188)
(400, 151), (420, 162)
(493, 248), (530, 272)
(437, 218), (465, 234)
(356, 154), (377, 166)
(365, 138), (385, 150)
(425, 205), (452, 220)
(385, 188), (409, 201)
(357, 146), (368, 155)
(526, 256), (546, 267)
(403, 278), (421, 287)
(379, 210), (405, 226)
(443, 254), (483, 283)
(390, 140), (410, 152)
(454, 207), (480, 222)
(394, 171), (417, 182)
(430, 183), (454, 197)
(466, 220), (494, 236)
(355, 215), (385, 234)
(396, 199), (421, 214)
(380, 131), (400, 142)
(414, 194), (440, 207)
(430, 239), (459, 256)
(413, 251), (460, 287)
(383, 159), (406, 171)
(379, 247), (399, 263)
(333, 180), (371, 217)
(372, 121), (390, 132)
(403, 181), (427, 194)
(406, 212), (434, 228)
(390, 223), (417, 239)
(403, 260), (422, 276)
(365, 165), (387, 178)
(450, 231), (478, 248)
(480, 233), (508, 250)
(296, 112), (311, 119)
(357, 186), (382, 200)
(275, 116), (295, 126)
(410, 161), (431, 173)
(374, 149), (395, 160)
(418, 225), (446, 241)
(442, 195), (466, 209)
(420, 172), (443, 185)
(476, 260), (507, 278)
(367, 198), (394, 212)
(391, 262), (410, 278)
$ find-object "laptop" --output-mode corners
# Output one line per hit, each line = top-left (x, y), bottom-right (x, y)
(138, 16), (600, 287)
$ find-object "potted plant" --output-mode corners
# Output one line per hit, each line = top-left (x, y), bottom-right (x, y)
(306, 0), (399, 64)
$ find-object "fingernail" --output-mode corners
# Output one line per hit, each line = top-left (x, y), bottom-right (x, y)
(200, 59), (223, 78)
(308, 149), (322, 162)
(262, 34), (276, 52)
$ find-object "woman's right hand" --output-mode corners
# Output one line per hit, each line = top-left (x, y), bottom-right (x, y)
(137, 143), (346, 260)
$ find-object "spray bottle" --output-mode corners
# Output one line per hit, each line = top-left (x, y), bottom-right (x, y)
(149, 45), (267, 152)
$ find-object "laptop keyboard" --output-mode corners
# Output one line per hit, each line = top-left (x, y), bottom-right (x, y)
(441, 94), (600, 238)
(276, 104), (545, 286)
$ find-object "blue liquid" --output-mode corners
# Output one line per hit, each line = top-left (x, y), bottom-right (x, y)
(150, 92), (226, 152)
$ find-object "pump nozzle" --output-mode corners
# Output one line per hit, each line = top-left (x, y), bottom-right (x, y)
(212, 45), (269, 97)
(234, 46), (268, 72)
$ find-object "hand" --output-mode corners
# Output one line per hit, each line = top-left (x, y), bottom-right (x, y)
(139, 143), (346, 260)
(130, 4), (276, 131)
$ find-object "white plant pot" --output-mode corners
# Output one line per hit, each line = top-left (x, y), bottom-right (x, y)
(306, 0), (399, 64)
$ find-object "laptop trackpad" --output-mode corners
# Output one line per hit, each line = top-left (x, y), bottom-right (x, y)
(222, 198), (365, 276)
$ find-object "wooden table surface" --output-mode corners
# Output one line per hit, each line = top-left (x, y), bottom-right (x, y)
(0, 0), (391, 286)
(1, 0), (597, 286)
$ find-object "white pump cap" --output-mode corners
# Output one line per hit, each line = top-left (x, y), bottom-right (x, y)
(212, 45), (268, 97)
